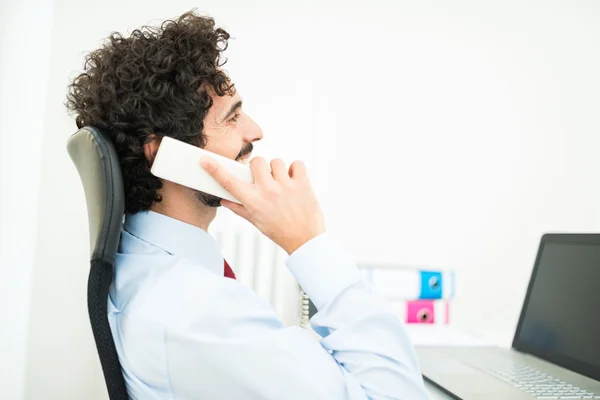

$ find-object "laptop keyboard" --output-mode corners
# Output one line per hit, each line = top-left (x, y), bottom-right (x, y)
(480, 361), (600, 399)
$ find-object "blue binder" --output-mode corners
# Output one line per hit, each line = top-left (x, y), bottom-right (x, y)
(359, 265), (455, 300)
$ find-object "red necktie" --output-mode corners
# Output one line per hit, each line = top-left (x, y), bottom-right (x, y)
(224, 260), (237, 279)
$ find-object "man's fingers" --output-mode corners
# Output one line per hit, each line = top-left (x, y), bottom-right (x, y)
(221, 199), (252, 221)
(200, 156), (249, 200)
(288, 160), (307, 180)
(250, 157), (274, 186)
(270, 158), (289, 182)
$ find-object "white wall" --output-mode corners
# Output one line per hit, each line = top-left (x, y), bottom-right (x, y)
(2, 0), (598, 398)
(315, 0), (600, 345)
(0, 0), (54, 398)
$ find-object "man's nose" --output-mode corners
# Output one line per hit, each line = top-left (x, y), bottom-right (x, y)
(244, 115), (264, 143)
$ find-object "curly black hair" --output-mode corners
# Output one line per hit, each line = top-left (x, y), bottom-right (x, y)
(66, 10), (235, 214)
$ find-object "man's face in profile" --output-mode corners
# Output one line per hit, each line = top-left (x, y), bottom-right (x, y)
(195, 84), (264, 207)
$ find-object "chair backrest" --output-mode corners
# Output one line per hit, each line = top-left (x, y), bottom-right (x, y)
(67, 126), (129, 399)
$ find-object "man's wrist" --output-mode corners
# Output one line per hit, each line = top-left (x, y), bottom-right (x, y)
(283, 230), (326, 255)
(285, 232), (362, 310)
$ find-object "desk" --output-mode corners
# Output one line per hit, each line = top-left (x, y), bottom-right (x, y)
(409, 325), (497, 400)
(426, 381), (455, 399)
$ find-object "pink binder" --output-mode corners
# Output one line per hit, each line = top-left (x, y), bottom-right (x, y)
(404, 300), (450, 324)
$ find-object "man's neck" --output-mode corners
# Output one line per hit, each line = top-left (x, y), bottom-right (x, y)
(150, 185), (217, 231)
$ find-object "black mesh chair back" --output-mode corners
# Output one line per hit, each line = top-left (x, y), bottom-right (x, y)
(67, 126), (129, 399)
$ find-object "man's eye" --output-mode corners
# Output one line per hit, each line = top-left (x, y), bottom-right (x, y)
(229, 113), (241, 123)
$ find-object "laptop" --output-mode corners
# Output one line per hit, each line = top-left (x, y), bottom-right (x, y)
(416, 234), (600, 399)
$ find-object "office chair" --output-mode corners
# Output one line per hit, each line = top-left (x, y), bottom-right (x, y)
(67, 126), (129, 399)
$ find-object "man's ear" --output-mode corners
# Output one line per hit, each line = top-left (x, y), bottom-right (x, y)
(143, 135), (160, 166)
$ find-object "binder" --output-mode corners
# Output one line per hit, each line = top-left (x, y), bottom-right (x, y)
(307, 298), (450, 324)
(359, 265), (455, 300)
(401, 299), (450, 325)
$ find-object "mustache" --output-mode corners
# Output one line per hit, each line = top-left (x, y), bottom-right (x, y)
(235, 143), (254, 160)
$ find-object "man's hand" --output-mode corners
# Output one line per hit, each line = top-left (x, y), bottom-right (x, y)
(200, 156), (326, 254)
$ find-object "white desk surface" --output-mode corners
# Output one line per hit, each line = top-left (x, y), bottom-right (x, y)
(426, 381), (456, 399)
(409, 325), (505, 400)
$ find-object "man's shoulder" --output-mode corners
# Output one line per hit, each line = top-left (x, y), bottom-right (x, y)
(115, 252), (279, 336)
(114, 254), (224, 321)
(161, 260), (281, 339)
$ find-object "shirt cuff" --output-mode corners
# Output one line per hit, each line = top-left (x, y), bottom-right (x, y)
(286, 233), (362, 311)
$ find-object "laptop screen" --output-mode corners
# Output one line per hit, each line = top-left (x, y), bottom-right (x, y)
(514, 237), (600, 382)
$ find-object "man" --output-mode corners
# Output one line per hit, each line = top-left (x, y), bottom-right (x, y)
(67, 10), (428, 400)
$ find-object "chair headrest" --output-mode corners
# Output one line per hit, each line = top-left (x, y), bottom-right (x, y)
(67, 126), (125, 262)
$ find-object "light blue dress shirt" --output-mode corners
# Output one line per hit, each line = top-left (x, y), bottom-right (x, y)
(108, 211), (428, 400)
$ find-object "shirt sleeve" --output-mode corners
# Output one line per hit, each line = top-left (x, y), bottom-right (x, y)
(164, 233), (429, 400)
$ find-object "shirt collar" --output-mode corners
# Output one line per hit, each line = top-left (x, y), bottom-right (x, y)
(123, 210), (224, 276)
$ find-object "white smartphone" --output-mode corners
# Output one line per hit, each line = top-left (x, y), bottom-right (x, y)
(150, 136), (254, 204)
